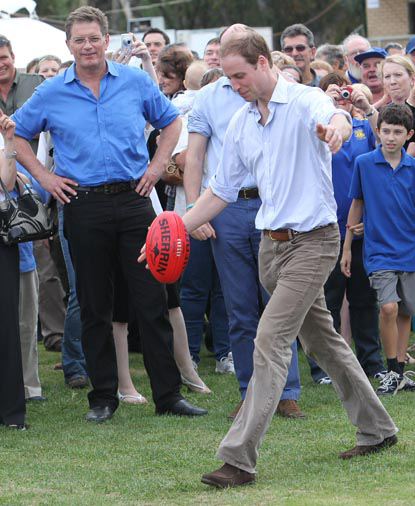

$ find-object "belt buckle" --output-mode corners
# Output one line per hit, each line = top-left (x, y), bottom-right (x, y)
(241, 189), (250, 199)
(268, 230), (277, 241)
(103, 183), (112, 194)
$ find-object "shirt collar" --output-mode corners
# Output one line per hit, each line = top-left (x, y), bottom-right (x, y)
(64, 59), (119, 84)
(247, 75), (289, 115)
(374, 145), (412, 168)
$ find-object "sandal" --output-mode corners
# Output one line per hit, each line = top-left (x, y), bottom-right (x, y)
(405, 353), (415, 365)
(118, 392), (148, 404)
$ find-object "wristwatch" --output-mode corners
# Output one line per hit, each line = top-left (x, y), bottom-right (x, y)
(4, 151), (17, 159)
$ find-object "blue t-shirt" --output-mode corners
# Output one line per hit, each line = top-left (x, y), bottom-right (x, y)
(349, 145), (415, 275)
(332, 118), (376, 239)
(12, 61), (179, 186)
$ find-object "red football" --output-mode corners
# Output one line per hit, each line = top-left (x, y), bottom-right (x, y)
(146, 211), (190, 283)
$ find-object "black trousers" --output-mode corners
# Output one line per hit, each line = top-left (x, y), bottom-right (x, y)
(0, 242), (25, 425)
(309, 239), (384, 380)
(63, 190), (183, 411)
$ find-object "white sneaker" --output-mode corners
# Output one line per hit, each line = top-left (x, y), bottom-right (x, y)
(215, 352), (235, 375)
(317, 376), (332, 385)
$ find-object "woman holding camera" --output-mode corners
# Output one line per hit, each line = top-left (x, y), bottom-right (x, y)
(0, 111), (27, 430)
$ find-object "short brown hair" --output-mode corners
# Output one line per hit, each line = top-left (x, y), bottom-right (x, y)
(220, 31), (273, 68)
(156, 44), (194, 82)
(65, 6), (109, 40)
(319, 72), (350, 92)
(0, 35), (13, 56)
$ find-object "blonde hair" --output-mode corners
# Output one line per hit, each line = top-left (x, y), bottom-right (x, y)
(380, 54), (415, 78)
(310, 60), (333, 73)
(271, 50), (295, 67)
(351, 83), (373, 104)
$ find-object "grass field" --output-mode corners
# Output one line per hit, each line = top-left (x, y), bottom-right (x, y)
(1, 344), (414, 506)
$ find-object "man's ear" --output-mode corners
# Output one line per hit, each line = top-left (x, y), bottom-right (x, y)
(407, 129), (414, 141)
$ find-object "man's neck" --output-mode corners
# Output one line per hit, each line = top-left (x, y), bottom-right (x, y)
(257, 73), (278, 126)
(75, 61), (107, 83)
(381, 146), (402, 169)
(302, 67), (314, 85)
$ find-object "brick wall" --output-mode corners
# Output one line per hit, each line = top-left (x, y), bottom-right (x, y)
(366, 0), (408, 42)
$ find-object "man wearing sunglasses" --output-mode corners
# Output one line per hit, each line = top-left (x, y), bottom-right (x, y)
(281, 23), (319, 87)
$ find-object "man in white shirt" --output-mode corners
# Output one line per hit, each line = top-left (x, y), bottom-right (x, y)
(178, 30), (398, 488)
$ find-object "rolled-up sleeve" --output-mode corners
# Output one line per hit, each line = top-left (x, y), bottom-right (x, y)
(307, 88), (352, 128)
(188, 93), (212, 138)
(209, 117), (249, 203)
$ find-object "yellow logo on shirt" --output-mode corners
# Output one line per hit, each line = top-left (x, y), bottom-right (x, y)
(354, 129), (366, 140)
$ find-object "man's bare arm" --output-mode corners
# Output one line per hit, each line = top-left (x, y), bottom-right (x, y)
(15, 136), (77, 204)
(135, 116), (181, 197)
(183, 132), (208, 205)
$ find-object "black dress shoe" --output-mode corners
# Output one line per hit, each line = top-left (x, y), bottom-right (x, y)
(156, 399), (208, 417)
(85, 406), (114, 423)
(26, 396), (47, 402)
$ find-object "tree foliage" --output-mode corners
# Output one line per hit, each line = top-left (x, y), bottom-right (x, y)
(36, 0), (366, 47)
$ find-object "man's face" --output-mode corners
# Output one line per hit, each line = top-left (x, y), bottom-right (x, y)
(281, 35), (315, 71)
(221, 53), (264, 102)
(344, 37), (370, 80)
(360, 57), (383, 92)
(377, 121), (413, 156)
(0, 46), (15, 85)
(143, 33), (165, 65)
(203, 42), (220, 69)
(66, 21), (108, 71)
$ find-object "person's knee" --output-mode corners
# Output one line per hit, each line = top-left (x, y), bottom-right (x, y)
(380, 302), (398, 320)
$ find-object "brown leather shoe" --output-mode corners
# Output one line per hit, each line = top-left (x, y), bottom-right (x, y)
(227, 400), (243, 421)
(201, 463), (255, 488)
(338, 434), (398, 459)
(276, 399), (306, 418)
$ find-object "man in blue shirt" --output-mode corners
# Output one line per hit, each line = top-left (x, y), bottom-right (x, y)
(12, 6), (206, 422)
(342, 103), (415, 396)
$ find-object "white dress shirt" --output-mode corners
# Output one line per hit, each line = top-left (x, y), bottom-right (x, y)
(210, 77), (351, 232)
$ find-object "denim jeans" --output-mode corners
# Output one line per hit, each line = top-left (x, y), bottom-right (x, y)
(58, 205), (88, 383)
(210, 198), (301, 400)
(180, 237), (230, 362)
(217, 225), (397, 473)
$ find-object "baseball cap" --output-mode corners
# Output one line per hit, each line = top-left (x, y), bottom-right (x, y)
(355, 47), (387, 64)
(406, 36), (415, 55)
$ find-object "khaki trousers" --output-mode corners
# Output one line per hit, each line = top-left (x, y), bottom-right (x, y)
(217, 224), (397, 474)
(19, 270), (42, 398)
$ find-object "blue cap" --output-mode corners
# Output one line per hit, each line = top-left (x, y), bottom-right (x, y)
(355, 47), (387, 64)
(406, 36), (415, 54)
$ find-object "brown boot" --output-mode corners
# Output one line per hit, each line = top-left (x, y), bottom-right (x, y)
(276, 399), (306, 418)
(338, 434), (397, 459)
(201, 463), (255, 488)
(226, 400), (243, 421)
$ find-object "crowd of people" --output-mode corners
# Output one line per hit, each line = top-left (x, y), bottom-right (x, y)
(1, 5), (414, 489)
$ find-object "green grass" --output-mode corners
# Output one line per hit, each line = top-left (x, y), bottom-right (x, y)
(1, 344), (415, 506)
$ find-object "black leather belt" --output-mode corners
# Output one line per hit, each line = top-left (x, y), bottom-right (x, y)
(238, 187), (259, 199)
(75, 179), (140, 195)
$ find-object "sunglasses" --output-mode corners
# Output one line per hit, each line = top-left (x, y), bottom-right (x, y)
(282, 44), (309, 54)
(0, 38), (10, 47)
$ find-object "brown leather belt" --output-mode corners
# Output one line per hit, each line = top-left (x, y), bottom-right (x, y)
(75, 179), (141, 195)
(264, 224), (330, 241)
(238, 187), (259, 199)
(264, 229), (293, 241)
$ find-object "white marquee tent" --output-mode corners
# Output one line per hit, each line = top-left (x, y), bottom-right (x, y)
(0, 1), (71, 69)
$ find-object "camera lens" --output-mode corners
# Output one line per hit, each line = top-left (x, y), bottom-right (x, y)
(341, 89), (351, 99)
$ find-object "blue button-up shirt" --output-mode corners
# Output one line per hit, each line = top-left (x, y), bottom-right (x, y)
(12, 61), (179, 186)
(188, 76), (256, 191)
(210, 77), (351, 232)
